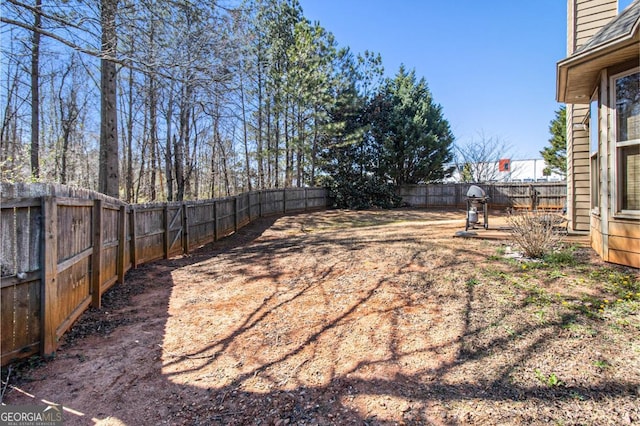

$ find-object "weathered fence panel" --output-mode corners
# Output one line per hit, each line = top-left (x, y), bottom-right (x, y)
(236, 193), (252, 229)
(261, 190), (284, 215)
(0, 198), (42, 364)
(1, 185), (327, 365)
(285, 188), (306, 212)
(53, 198), (93, 344)
(188, 202), (216, 250)
(306, 188), (329, 209)
(398, 183), (566, 210)
(216, 198), (236, 239)
(133, 206), (166, 265)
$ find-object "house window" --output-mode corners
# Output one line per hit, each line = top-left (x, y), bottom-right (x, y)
(613, 69), (640, 213)
(590, 92), (600, 210)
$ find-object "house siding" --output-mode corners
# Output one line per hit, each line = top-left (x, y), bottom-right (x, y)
(608, 220), (640, 268)
(590, 214), (605, 258)
(563, 0), (640, 268)
(566, 0), (618, 233)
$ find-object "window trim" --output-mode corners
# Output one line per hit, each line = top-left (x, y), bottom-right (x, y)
(610, 67), (640, 218)
(589, 89), (600, 214)
(585, 87), (602, 216)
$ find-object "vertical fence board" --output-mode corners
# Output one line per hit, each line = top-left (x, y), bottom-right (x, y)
(117, 206), (127, 283)
(41, 196), (58, 356)
(92, 200), (103, 308)
(0, 285), (14, 360)
(130, 208), (138, 267)
(1, 208), (16, 277)
(182, 204), (189, 254)
(29, 205), (42, 272)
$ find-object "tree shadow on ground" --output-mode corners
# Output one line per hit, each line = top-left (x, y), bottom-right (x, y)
(4, 211), (639, 425)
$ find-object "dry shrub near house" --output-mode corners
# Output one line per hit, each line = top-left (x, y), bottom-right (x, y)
(507, 211), (565, 258)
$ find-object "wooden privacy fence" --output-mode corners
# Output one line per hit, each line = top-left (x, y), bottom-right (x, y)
(397, 182), (567, 210)
(0, 183), (328, 365)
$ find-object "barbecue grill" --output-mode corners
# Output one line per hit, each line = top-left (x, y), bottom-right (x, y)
(465, 185), (489, 231)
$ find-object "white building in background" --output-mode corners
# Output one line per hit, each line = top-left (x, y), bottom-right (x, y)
(445, 158), (566, 183)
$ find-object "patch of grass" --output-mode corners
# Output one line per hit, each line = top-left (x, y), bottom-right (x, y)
(534, 369), (564, 387)
(514, 280), (557, 307)
(466, 277), (480, 288)
(543, 246), (578, 266)
(547, 269), (567, 280)
(592, 269), (640, 302)
(534, 308), (546, 324)
(592, 359), (610, 369)
(561, 320), (598, 338)
(482, 267), (511, 284)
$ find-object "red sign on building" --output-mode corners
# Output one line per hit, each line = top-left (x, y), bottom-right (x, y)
(499, 159), (511, 172)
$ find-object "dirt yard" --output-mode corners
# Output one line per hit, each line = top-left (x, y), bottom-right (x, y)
(3, 209), (639, 425)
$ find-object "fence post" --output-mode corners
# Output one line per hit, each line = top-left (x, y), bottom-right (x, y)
(117, 205), (127, 284)
(182, 203), (189, 254)
(91, 199), (103, 309)
(163, 205), (170, 259)
(258, 191), (262, 218)
(283, 189), (287, 213)
(304, 188), (308, 211)
(130, 207), (138, 268)
(234, 196), (239, 232)
(213, 200), (218, 241)
(41, 196), (58, 356)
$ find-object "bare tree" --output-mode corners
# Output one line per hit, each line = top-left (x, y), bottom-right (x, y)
(454, 133), (513, 183)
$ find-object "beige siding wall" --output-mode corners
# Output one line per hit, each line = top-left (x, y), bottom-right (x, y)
(607, 220), (640, 268)
(566, 0), (618, 233)
(590, 215), (605, 258)
(567, 104), (592, 232)
(571, 0), (618, 52)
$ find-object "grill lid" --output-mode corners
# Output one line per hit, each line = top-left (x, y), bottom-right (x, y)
(466, 185), (486, 198)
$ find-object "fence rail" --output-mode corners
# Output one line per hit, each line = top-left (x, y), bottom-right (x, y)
(1, 184), (328, 365)
(397, 182), (567, 210)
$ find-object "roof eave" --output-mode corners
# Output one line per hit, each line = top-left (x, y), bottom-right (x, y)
(557, 22), (640, 104)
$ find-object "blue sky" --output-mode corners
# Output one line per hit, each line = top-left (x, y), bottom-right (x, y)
(298, 0), (634, 160)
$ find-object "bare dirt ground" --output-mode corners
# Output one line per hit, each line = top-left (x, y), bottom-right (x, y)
(3, 209), (639, 425)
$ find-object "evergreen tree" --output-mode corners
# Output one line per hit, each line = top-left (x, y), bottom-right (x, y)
(541, 106), (567, 177)
(319, 51), (401, 209)
(370, 65), (454, 185)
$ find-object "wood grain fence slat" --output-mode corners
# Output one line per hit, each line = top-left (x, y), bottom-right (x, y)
(41, 196), (58, 356)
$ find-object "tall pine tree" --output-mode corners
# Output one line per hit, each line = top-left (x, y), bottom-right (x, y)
(370, 65), (454, 185)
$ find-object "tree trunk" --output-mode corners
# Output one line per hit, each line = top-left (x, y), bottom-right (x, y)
(165, 91), (174, 201)
(149, 75), (157, 201)
(240, 74), (252, 191)
(274, 109), (280, 188)
(99, 0), (119, 198)
(30, 0), (41, 179)
(266, 99), (272, 187)
(126, 64), (134, 202)
(256, 54), (264, 189)
(310, 108), (318, 185)
(296, 108), (303, 187)
(284, 98), (291, 187)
